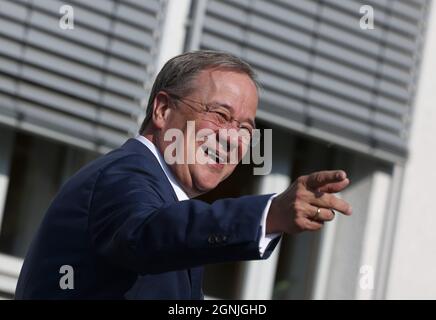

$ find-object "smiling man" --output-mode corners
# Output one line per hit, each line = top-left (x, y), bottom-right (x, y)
(142, 61), (258, 196)
(15, 51), (352, 299)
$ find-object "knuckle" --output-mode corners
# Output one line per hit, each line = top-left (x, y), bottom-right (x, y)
(295, 218), (307, 231)
(325, 185), (334, 193)
(304, 220), (315, 231)
(325, 195), (335, 208)
(291, 200), (299, 211)
(291, 201), (304, 218)
(296, 175), (306, 185)
(294, 188), (305, 200)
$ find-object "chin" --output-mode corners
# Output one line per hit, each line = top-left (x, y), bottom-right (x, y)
(192, 165), (226, 193)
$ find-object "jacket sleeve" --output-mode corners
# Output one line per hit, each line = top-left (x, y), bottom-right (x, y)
(88, 154), (280, 274)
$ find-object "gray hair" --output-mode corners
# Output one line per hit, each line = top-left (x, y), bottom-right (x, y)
(139, 50), (259, 133)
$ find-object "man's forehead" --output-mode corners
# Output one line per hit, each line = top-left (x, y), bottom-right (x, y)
(191, 69), (258, 125)
(193, 68), (258, 98)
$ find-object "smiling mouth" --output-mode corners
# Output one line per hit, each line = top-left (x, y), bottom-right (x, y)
(201, 144), (226, 163)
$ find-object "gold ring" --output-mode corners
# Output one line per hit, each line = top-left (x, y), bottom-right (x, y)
(314, 207), (321, 220)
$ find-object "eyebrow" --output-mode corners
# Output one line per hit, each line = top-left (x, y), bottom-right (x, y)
(213, 101), (257, 129)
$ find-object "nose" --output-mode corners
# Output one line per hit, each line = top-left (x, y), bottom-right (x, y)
(218, 128), (237, 149)
(217, 128), (240, 157)
(229, 119), (247, 135)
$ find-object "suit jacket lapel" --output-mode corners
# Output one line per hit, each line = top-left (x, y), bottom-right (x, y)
(121, 139), (179, 202)
(122, 139), (201, 297)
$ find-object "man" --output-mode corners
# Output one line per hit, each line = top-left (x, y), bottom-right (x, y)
(15, 51), (352, 299)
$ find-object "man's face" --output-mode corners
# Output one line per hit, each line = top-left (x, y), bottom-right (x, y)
(156, 69), (258, 197)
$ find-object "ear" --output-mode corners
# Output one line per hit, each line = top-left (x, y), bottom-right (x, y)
(151, 91), (172, 130)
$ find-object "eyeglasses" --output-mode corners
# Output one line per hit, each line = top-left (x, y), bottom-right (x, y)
(168, 93), (256, 137)
(170, 94), (255, 135)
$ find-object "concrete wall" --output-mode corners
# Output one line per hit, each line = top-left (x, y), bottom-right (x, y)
(385, 1), (436, 299)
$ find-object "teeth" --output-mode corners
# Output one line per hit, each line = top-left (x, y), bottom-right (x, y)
(210, 150), (225, 163)
(201, 145), (225, 162)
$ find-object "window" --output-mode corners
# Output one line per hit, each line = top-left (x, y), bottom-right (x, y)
(0, 130), (97, 298)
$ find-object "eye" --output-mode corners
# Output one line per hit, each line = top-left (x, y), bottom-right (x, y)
(239, 125), (253, 135)
(210, 106), (231, 121)
(215, 110), (229, 119)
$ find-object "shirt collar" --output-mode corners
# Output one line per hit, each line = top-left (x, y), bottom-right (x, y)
(135, 135), (189, 201)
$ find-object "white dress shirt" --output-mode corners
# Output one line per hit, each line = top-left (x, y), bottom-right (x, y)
(135, 135), (279, 257)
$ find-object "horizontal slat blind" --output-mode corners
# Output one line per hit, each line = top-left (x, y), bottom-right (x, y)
(0, 0), (166, 152)
(195, 0), (430, 162)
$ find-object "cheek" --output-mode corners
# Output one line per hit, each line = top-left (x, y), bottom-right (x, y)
(164, 110), (193, 134)
(195, 121), (217, 138)
(225, 163), (238, 176)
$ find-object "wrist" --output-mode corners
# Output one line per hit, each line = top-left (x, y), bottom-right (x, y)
(266, 198), (281, 234)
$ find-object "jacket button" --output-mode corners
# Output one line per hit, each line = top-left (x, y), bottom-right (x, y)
(214, 234), (228, 244)
(208, 235), (216, 244)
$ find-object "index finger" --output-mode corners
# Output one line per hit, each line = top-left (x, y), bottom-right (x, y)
(311, 193), (353, 216)
(306, 170), (347, 190)
(318, 178), (350, 194)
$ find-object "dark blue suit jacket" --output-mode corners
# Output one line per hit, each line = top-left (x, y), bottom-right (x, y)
(15, 139), (279, 299)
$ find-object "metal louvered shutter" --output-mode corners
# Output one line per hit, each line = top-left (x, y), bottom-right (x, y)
(190, 0), (430, 163)
(0, 0), (166, 152)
